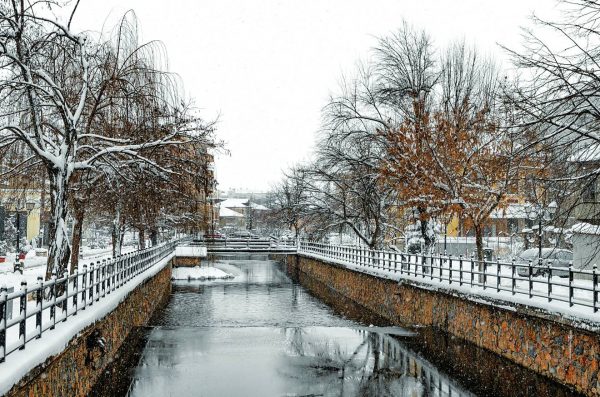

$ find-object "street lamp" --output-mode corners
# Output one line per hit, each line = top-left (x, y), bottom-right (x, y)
(524, 201), (557, 261)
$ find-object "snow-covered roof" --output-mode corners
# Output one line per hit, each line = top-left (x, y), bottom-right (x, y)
(220, 198), (249, 209)
(490, 204), (529, 219)
(250, 202), (269, 210)
(220, 198), (269, 211)
(571, 222), (600, 236)
(569, 144), (600, 163)
(219, 206), (244, 218)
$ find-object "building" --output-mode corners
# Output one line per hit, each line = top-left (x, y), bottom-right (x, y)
(217, 198), (269, 231)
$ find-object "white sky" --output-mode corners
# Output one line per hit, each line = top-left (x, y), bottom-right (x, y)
(72, 0), (552, 192)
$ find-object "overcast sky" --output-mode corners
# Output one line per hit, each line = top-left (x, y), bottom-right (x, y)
(72, 0), (551, 193)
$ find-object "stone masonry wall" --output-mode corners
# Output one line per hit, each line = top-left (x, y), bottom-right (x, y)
(172, 256), (201, 267)
(6, 262), (172, 397)
(288, 255), (600, 396)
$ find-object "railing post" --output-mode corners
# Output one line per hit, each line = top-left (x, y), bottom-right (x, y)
(89, 264), (94, 306)
(431, 254), (435, 280)
(73, 268), (79, 314)
(112, 257), (117, 292)
(470, 253), (475, 287)
(569, 262), (574, 307)
(594, 265), (598, 313)
(81, 264), (87, 309)
(457, 255), (461, 286)
(511, 259), (516, 295)
(0, 286), (6, 363)
(528, 260), (533, 299)
(96, 261), (101, 301)
(62, 271), (68, 321)
(496, 258), (501, 292)
(101, 259), (106, 298)
(36, 276), (43, 338)
(50, 276), (56, 330)
(483, 259), (488, 290)
(548, 261), (553, 303)
(19, 281), (27, 350)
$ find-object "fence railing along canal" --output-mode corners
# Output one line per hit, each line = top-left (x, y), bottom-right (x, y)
(0, 240), (180, 363)
(298, 241), (600, 315)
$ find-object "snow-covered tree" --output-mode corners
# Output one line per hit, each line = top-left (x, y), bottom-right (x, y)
(0, 2), (213, 278)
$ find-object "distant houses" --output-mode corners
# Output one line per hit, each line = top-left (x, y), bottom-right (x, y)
(217, 198), (269, 230)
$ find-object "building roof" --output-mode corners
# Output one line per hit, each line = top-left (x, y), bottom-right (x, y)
(219, 206), (244, 218)
(490, 204), (528, 219)
(220, 198), (269, 211)
(569, 144), (600, 163)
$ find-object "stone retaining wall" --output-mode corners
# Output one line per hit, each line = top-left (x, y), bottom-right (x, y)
(288, 255), (600, 396)
(6, 262), (172, 397)
(172, 256), (201, 267)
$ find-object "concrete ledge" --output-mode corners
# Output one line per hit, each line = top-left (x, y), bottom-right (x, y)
(290, 254), (600, 396)
(4, 261), (172, 397)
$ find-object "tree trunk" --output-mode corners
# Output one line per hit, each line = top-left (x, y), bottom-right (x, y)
(39, 172), (47, 248)
(474, 224), (484, 262)
(69, 204), (85, 273)
(150, 228), (158, 246)
(45, 168), (71, 280)
(474, 223), (484, 283)
(138, 228), (145, 249)
(418, 207), (434, 254)
(112, 204), (123, 257)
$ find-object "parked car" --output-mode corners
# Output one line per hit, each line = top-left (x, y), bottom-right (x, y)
(203, 232), (225, 239)
(515, 248), (572, 277)
(230, 231), (257, 239)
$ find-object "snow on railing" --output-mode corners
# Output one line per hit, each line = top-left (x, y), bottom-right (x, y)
(298, 241), (600, 318)
(0, 239), (182, 363)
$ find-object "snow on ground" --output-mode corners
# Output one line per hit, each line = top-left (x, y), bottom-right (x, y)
(0, 246), (137, 292)
(171, 266), (233, 280)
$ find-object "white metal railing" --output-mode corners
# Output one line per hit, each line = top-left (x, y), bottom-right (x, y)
(0, 239), (182, 363)
(298, 241), (600, 315)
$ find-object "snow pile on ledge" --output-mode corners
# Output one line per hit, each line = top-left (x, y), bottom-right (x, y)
(175, 246), (207, 257)
(171, 266), (233, 280)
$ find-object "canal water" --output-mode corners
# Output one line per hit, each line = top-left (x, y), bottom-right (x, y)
(91, 255), (582, 397)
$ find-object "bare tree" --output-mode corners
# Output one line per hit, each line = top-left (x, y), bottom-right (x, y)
(0, 2), (213, 278)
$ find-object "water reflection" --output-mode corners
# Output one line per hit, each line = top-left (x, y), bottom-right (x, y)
(279, 327), (471, 397)
(91, 257), (582, 397)
(126, 326), (468, 397)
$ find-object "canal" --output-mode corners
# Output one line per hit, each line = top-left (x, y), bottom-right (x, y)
(91, 255), (582, 397)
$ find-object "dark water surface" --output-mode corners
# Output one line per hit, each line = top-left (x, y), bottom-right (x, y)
(90, 255), (582, 397)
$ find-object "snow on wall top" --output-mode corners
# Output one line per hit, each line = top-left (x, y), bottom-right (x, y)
(175, 246), (207, 257)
